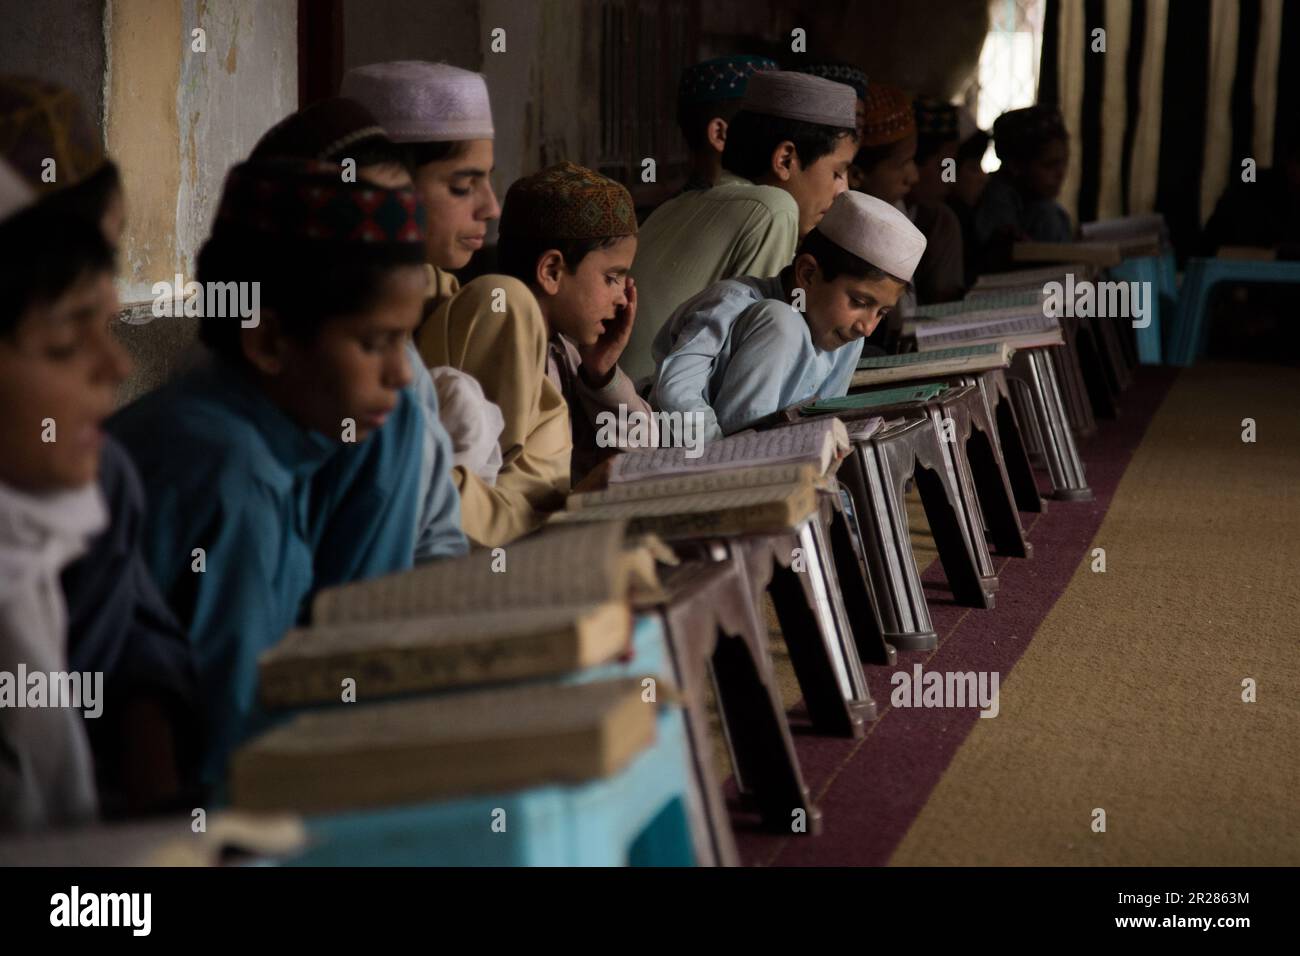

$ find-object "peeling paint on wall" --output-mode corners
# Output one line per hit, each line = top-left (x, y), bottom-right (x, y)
(104, 0), (296, 304)
(106, 0), (183, 304)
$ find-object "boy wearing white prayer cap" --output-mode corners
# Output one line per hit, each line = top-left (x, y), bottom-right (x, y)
(651, 191), (926, 443)
(625, 71), (860, 383)
(343, 61), (570, 548)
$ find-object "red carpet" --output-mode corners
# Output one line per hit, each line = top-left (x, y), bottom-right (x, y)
(730, 366), (1181, 866)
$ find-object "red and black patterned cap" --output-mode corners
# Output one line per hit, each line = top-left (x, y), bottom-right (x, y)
(211, 157), (425, 253)
(860, 84), (916, 147)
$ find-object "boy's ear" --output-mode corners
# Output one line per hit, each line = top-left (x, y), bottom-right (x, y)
(770, 141), (798, 182)
(706, 117), (728, 154)
(792, 252), (820, 288)
(535, 250), (566, 296)
(240, 308), (287, 376)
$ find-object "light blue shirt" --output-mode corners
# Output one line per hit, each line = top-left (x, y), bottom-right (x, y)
(650, 275), (864, 442)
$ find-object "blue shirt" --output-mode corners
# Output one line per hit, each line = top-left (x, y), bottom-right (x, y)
(108, 357), (433, 784)
(651, 275), (864, 442)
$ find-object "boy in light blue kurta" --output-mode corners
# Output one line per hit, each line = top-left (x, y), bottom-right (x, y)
(109, 159), (465, 785)
(652, 191), (928, 441)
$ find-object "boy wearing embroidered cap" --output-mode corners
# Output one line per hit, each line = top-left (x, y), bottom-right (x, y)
(853, 83), (919, 204)
(652, 191), (926, 442)
(496, 162), (654, 482)
(108, 158), (444, 783)
(344, 60), (571, 548)
(248, 97), (484, 564)
(626, 70), (859, 382)
(676, 55), (778, 191)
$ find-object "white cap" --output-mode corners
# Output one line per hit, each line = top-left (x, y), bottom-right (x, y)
(816, 191), (927, 282)
(740, 71), (857, 129)
(342, 61), (494, 143)
(0, 160), (33, 223)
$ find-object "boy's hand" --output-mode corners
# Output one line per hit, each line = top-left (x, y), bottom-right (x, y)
(578, 277), (637, 388)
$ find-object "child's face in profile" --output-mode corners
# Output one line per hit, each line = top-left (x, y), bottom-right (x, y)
(1018, 136), (1069, 200)
(413, 139), (501, 271)
(0, 271), (130, 492)
(265, 264), (426, 443)
(796, 256), (905, 352)
(784, 135), (856, 237)
(860, 133), (919, 206)
(545, 236), (638, 347)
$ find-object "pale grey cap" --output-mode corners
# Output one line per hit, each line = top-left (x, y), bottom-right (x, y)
(816, 191), (927, 282)
(342, 61), (494, 143)
(740, 70), (857, 129)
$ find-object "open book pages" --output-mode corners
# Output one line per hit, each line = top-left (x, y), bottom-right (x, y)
(259, 601), (632, 708)
(607, 415), (849, 483)
(922, 290), (1043, 312)
(552, 478), (820, 539)
(230, 678), (656, 814)
(311, 521), (666, 625)
(851, 343), (1010, 387)
(0, 812), (307, 867)
(905, 306), (1063, 351)
(568, 461), (823, 509)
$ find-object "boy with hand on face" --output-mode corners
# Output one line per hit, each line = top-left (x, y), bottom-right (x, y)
(495, 162), (655, 483)
(652, 191), (926, 443)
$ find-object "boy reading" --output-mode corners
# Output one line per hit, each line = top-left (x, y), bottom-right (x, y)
(625, 70), (860, 381)
(651, 191), (926, 442)
(496, 162), (655, 482)
(108, 158), (451, 783)
(345, 61), (572, 547)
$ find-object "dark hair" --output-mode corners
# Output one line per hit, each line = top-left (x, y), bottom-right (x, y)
(0, 206), (114, 338)
(676, 99), (745, 151)
(721, 110), (855, 181)
(394, 140), (469, 177)
(796, 227), (906, 286)
(992, 107), (1068, 166)
(915, 131), (957, 167)
(194, 235), (422, 363)
(957, 130), (990, 166)
(37, 160), (122, 230)
(496, 234), (621, 287)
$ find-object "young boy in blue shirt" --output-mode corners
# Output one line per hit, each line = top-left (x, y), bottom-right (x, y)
(108, 158), (465, 785)
(651, 191), (927, 442)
